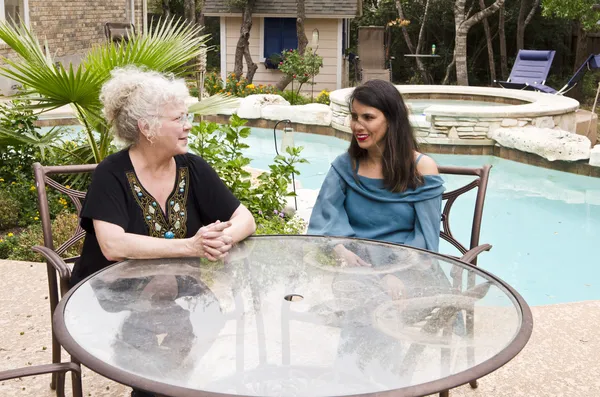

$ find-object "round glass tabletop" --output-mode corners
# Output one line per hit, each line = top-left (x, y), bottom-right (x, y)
(54, 235), (532, 397)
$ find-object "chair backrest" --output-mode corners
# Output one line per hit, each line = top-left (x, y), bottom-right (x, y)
(358, 26), (386, 70)
(104, 22), (136, 43)
(33, 163), (97, 260)
(560, 53), (600, 93)
(509, 50), (555, 84)
(438, 165), (492, 265)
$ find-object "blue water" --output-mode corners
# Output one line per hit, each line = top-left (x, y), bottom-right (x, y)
(245, 127), (600, 307)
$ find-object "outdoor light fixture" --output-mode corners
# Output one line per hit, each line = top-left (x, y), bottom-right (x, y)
(198, 43), (207, 102)
(311, 28), (320, 101)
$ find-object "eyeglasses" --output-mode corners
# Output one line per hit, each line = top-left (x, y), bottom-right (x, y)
(162, 113), (194, 126)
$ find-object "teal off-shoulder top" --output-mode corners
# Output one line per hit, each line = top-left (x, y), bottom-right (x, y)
(307, 153), (445, 252)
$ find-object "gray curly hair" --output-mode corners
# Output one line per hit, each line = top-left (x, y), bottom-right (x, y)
(100, 67), (190, 147)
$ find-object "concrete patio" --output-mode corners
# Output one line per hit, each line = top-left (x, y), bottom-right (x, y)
(1, 258), (599, 397)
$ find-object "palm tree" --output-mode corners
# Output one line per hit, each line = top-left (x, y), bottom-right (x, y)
(0, 18), (238, 163)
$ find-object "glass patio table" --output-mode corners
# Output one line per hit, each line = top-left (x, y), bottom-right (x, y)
(54, 235), (532, 397)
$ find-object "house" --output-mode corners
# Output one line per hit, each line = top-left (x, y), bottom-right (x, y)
(0, 0), (147, 94)
(203, 0), (360, 94)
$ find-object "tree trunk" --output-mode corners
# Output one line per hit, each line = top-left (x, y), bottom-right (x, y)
(276, 0), (308, 91)
(395, 0), (430, 83)
(184, 0), (195, 24)
(453, 0), (505, 86)
(442, 52), (457, 85)
(394, 0), (415, 53)
(516, 0), (539, 50)
(516, 0), (528, 51)
(414, 0), (433, 84)
(244, 46), (258, 82)
(162, 0), (170, 18)
(499, 4), (508, 80)
(233, 0), (258, 81)
(479, 0), (496, 84)
(454, 30), (469, 85)
(196, 0), (205, 27)
(572, 23), (588, 100)
(523, 0), (540, 30)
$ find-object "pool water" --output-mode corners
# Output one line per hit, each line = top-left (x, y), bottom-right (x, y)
(244, 127), (600, 306)
(406, 99), (511, 115)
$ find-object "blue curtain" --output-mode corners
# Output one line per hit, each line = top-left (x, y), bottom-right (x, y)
(264, 18), (298, 59)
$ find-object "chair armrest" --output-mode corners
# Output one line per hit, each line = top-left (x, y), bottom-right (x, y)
(32, 245), (71, 281)
(460, 244), (492, 265)
(0, 362), (80, 381)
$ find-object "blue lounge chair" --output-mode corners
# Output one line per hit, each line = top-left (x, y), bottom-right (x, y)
(495, 49), (556, 90)
(529, 54), (600, 95)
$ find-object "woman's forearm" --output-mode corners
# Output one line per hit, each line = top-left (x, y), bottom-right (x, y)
(101, 232), (196, 261)
(224, 205), (256, 243)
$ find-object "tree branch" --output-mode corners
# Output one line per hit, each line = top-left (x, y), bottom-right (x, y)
(462, 0), (505, 31)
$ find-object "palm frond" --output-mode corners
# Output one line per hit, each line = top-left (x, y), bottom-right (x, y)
(188, 94), (241, 116)
(84, 17), (210, 78)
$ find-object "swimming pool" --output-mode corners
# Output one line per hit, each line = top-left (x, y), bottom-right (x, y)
(245, 127), (600, 307)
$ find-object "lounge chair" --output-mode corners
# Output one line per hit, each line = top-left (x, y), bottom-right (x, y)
(529, 53), (600, 95)
(495, 49), (555, 91)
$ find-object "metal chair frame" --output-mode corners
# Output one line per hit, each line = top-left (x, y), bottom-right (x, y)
(32, 162), (97, 394)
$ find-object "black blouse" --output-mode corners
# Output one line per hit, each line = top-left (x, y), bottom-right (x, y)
(70, 150), (240, 286)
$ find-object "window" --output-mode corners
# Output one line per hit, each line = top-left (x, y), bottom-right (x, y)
(263, 18), (297, 59)
(1, 0), (27, 26)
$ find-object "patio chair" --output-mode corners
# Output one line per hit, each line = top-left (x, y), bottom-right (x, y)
(495, 50), (555, 91)
(438, 164), (493, 267)
(437, 164), (492, 394)
(357, 26), (390, 83)
(104, 22), (136, 43)
(528, 53), (600, 95)
(0, 362), (82, 397)
(32, 162), (97, 394)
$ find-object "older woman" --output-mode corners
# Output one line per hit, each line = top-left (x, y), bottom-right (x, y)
(70, 67), (256, 287)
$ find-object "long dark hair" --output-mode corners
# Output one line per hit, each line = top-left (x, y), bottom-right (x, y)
(348, 79), (422, 192)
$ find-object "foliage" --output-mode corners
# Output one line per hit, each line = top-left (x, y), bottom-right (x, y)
(315, 89), (331, 105)
(254, 211), (307, 235)
(0, 190), (19, 230)
(278, 48), (323, 97)
(188, 114), (308, 233)
(0, 212), (82, 261)
(207, 72), (280, 97)
(205, 72), (223, 95)
(541, 0), (600, 31)
(280, 90), (310, 105)
(0, 99), (79, 230)
(0, 18), (238, 164)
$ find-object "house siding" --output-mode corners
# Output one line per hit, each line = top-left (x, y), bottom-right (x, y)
(224, 17), (341, 95)
(0, 0), (143, 94)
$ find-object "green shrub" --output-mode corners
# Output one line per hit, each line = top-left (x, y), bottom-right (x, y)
(188, 115), (308, 233)
(0, 190), (20, 230)
(3, 212), (82, 261)
(280, 90), (310, 105)
(255, 211), (307, 234)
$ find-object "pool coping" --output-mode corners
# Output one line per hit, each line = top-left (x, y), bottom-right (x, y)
(330, 85), (580, 119)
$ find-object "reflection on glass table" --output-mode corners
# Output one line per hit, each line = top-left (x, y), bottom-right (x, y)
(54, 235), (532, 397)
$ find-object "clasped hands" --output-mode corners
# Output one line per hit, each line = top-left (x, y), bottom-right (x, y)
(190, 220), (234, 261)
